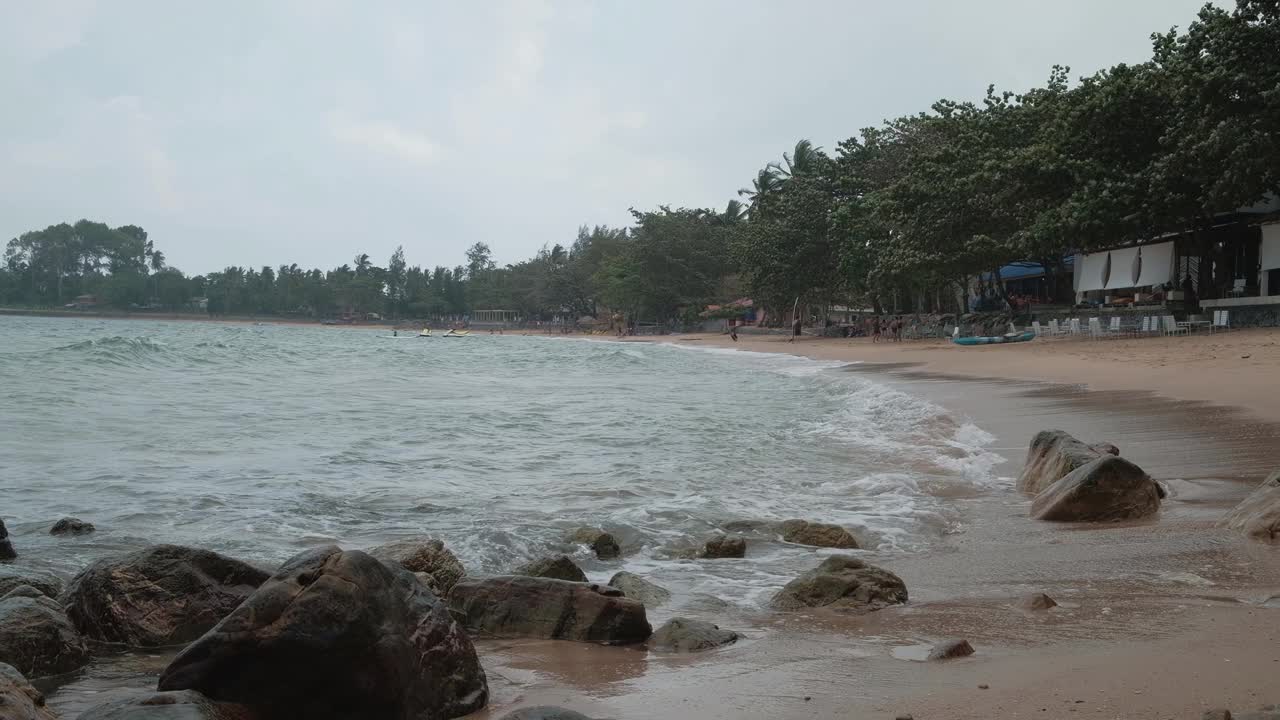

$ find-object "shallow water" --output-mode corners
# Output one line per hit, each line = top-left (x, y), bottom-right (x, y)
(0, 316), (1001, 602)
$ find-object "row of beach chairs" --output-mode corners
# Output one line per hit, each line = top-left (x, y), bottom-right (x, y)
(1030, 311), (1231, 340)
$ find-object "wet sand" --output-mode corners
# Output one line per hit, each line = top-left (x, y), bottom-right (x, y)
(454, 332), (1280, 719)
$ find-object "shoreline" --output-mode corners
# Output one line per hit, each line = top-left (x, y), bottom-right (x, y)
(626, 329), (1280, 424)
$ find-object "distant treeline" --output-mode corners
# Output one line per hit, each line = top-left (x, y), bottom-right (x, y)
(5, 2), (1278, 321)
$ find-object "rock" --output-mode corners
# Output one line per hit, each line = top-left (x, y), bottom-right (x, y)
(1017, 430), (1115, 495)
(927, 638), (975, 660)
(449, 576), (651, 645)
(1202, 711), (1232, 720)
(367, 536), (466, 594)
(76, 690), (256, 720)
(61, 544), (269, 646)
(0, 663), (55, 720)
(771, 555), (908, 612)
(0, 520), (15, 562)
(499, 708), (598, 720)
(647, 617), (739, 653)
(1220, 470), (1280, 542)
(0, 588), (42, 602)
(1030, 456), (1161, 522)
(514, 555), (588, 582)
(1019, 592), (1058, 611)
(1090, 442), (1121, 456)
(0, 595), (89, 677)
(701, 534), (745, 559)
(721, 520), (772, 534)
(607, 572), (671, 607)
(779, 519), (859, 549)
(49, 517), (95, 537)
(158, 546), (488, 720)
(895, 715), (915, 720)
(567, 528), (620, 560)
(0, 570), (61, 600)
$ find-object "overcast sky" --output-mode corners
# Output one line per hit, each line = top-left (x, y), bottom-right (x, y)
(1, 0), (1220, 275)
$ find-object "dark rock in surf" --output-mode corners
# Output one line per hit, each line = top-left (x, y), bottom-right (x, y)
(779, 519), (859, 549)
(367, 536), (466, 594)
(0, 662), (55, 720)
(49, 517), (95, 536)
(1017, 430), (1117, 495)
(515, 555), (588, 582)
(927, 638), (975, 661)
(567, 528), (620, 560)
(607, 571), (670, 607)
(701, 534), (745, 559)
(1220, 469), (1280, 543)
(158, 546), (488, 720)
(448, 576), (651, 645)
(499, 708), (599, 720)
(0, 569), (61, 600)
(1030, 456), (1160, 522)
(0, 594), (89, 677)
(1018, 592), (1058, 611)
(1090, 442), (1121, 457)
(0, 520), (15, 562)
(76, 690), (256, 720)
(648, 617), (739, 653)
(61, 544), (269, 646)
(771, 555), (907, 612)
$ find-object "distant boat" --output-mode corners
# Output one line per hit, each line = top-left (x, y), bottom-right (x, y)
(952, 331), (1036, 346)
(419, 329), (432, 337)
(442, 329), (470, 338)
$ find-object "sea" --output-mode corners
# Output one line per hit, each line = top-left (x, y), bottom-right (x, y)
(0, 315), (1003, 611)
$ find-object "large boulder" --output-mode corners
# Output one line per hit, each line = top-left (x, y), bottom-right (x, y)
(1220, 470), (1280, 543)
(60, 544), (269, 646)
(647, 618), (738, 653)
(0, 663), (55, 720)
(0, 595), (89, 677)
(1017, 430), (1116, 495)
(158, 546), (488, 720)
(0, 520), (15, 562)
(771, 555), (908, 612)
(607, 572), (670, 608)
(0, 569), (61, 600)
(367, 537), (466, 594)
(567, 528), (620, 560)
(701, 534), (745, 559)
(514, 555), (587, 583)
(76, 690), (256, 720)
(1030, 456), (1161, 522)
(927, 638), (975, 660)
(49, 517), (95, 537)
(448, 576), (651, 645)
(779, 520), (859, 549)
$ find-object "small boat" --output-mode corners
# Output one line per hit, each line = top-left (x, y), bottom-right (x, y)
(952, 330), (1036, 346)
(442, 329), (470, 338)
(418, 329), (432, 337)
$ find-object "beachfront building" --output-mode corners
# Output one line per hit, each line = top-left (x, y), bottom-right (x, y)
(1072, 201), (1280, 325)
(471, 309), (521, 327)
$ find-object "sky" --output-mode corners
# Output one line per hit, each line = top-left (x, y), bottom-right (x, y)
(0, 0), (1222, 275)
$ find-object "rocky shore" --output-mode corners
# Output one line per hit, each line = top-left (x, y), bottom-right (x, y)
(0, 426), (1275, 719)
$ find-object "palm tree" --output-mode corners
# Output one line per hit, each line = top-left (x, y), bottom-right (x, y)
(354, 253), (372, 277)
(738, 167), (782, 208)
(148, 250), (165, 306)
(774, 139), (822, 180)
(722, 199), (747, 224)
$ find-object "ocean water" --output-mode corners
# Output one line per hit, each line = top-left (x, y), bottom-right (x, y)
(0, 316), (1003, 610)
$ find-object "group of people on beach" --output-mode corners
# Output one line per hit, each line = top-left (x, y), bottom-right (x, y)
(869, 315), (906, 343)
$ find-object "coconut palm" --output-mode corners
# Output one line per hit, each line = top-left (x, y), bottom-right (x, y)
(738, 167), (783, 207)
(773, 139), (823, 180)
(722, 199), (747, 223)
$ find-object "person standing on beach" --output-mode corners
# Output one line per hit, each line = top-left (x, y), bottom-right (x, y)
(789, 315), (802, 343)
(871, 316), (882, 343)
(729, 319), (738, 342)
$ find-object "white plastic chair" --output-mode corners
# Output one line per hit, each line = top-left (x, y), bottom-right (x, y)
(1069, 318), (1081, 335)
(1048, 319), (1061, 336)
(1212, 310), (1230, 332)
(1032, 320), (1044, 337)
(1138, 316), (1152, 335)
(1088, 317), (1104, 340)
(1163, 315), (1188, 336)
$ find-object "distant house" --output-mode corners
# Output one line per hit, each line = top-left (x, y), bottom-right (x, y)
(73, 294), (98, 308)
(190, 297), (209, 312)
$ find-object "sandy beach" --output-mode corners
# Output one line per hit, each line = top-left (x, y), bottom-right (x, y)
(450, 328), (1280, 720)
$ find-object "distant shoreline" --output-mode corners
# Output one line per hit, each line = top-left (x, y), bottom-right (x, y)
(0, 307), (402, 329)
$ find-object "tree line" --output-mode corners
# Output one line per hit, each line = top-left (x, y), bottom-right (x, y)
(5, 2), (1277, 323)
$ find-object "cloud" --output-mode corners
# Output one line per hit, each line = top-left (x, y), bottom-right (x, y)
(0, 0), (98, 63)
(330, 118), (440, 165)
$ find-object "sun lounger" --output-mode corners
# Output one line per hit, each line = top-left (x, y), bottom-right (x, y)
(1162, 315), (1188, 336)
(1212, 310), (1231, 332)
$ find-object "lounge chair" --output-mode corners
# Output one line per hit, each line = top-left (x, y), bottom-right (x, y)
(1088, 317), (1104, 340)
(1212, 310), (1231, 332)
(1137, 316), (1152, 336)
(1069, 318), (1082, 335)
(1162, 315), (1188, 336)
(1032, 320), (1044, 337)
(1107, 316), (1127, 337)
